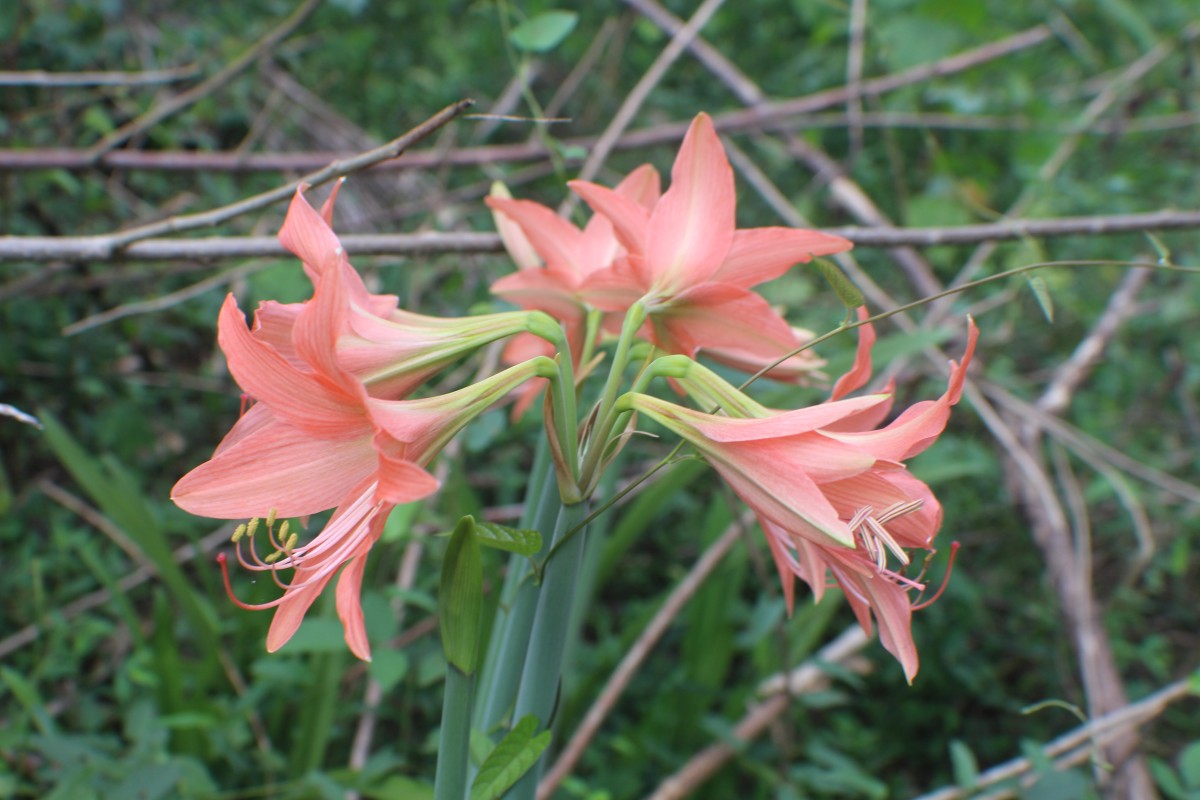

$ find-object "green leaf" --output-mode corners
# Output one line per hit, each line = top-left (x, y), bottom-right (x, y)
(1024, 271), (1055, 323)
(1179, 741), (1200, 787)
(509, 10), (578, 52)
(439, 516), (484, 674)
(368, 649), (410, 694)
(0, 667), (57, 735)
(813, 258), (864, 311)
(949, 739), (980, 789)
(469, 715), (552, 800)
(472, 521), (542, 556)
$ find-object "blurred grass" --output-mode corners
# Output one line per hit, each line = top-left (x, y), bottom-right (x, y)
(2, 1), (1200, 798)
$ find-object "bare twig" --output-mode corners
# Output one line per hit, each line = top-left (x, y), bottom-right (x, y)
(911, 676), (1197, 800)
(0, 65), (200, 86)
(846, 0), (869, 160)
(538, 517), (748, 798)
(11, 107), (1198, 174)
(0, 100), (474, 263)
(5, 208), (1199, 263)
(570, 0), (727, 192)
(83, 0), (322, 161)
(644, 626), (872, 800)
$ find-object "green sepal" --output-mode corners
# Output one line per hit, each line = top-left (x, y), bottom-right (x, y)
(814, 257), (865, 310)
(468, 714), (552, 800)
(439, 516), (484, 675)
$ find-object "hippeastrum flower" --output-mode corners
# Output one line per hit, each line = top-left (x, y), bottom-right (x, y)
(256, 186), (555, 401)
(487, 170), (660, 416)
(569, 112), (852, 377)
(625, 318), (977, 680)
(173, 279), (555, 659)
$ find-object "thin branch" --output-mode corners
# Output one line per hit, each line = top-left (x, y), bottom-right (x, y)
(0, 100), (474, 264)
(82, 0), (322, 161)
(0, 65), (200, 87)
(910, 677), (1197, 800)
(4, 208), (1199, 263)
(11, 107), (1199, 174)
(570, 0), (727, 193)
(0, 26), (1055, 177)
(644, 626), (872, 800)
(538, 516), (748, 798)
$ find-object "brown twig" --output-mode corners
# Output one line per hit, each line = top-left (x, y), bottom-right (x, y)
(644, 626), (872, 800)
(570, 0), (728, 193)
(0, 99), (475, 264)
(911, 676), (1197, 800)
(10, 108), (1199, 174)
(4, 208), (1199, 263)
(538, 517), (748, 798)
(82, 0), (322, 162)
(0, 65), (200, 86)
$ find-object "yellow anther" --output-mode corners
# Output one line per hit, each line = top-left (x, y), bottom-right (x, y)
(264, 551), (283, 564)
(278, 520), (290, 541)
(283, 533), (298, 551)
(266, 508), (278, 529)
(246, 517), (260, 538)
(231, 523), (247, 543)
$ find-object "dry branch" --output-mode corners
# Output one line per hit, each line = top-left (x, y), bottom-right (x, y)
(0, 66), (200, 86)
(82, 0), (322, 161)
(4, 209), (1198, 263)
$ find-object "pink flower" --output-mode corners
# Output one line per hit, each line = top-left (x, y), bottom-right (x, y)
(487, 170), (661, 416)
(627, 317), (978, 680)
(570, 113), (853, 378)
(173, 187), (553, 659)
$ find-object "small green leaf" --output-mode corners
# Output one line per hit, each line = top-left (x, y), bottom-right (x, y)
(1024, 271), (1054, 323)
(1178, 742), (1200, 787)
(367, 649), (410, 694)
(469, 715), (552, 800)
(813, 258), (865, 310)
(439, 516), (484, 674)
(509, 10), (578, 52)
(949, 739), (980, 789)
(1145, 232), (1173, 265)
(472, 521), (542, 556)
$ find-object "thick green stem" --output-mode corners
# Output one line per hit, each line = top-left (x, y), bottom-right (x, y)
(473, 459), (561, 733)
(506, 501), (589, 799)
(579, 303), (646, 490)
(434, 665), (476, 800)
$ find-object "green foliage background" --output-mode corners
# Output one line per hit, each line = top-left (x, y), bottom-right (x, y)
(2, 1), (1199, 798)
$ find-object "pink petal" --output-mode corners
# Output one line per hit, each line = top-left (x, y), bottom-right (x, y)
(266, 573), (330, 653)
(683, 395), (891, 442)
(614, 163), (662, 208)
(830, 307), (875, 401)
(826, 319), (977, 460)
(278, 186), (343, 283)
(833, 563), (919, 682)
(579, 259), (647, 312)
(568, 180), (651, 257)
(336, 519), (385, 662)
(375, 449), (441, 504)
(644, 113), (734, 292)
(713, 227), (854, 289)
(491, 268), (585, 321)
(484, 197), (586, 279)
(319, 179), (343, 225)
(218, 295), (365, 437)
(655, 283), (805, 360)
(710, 453), (851, 546)
(172, 421), (377, 518)
(252, 300), (304, 367)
